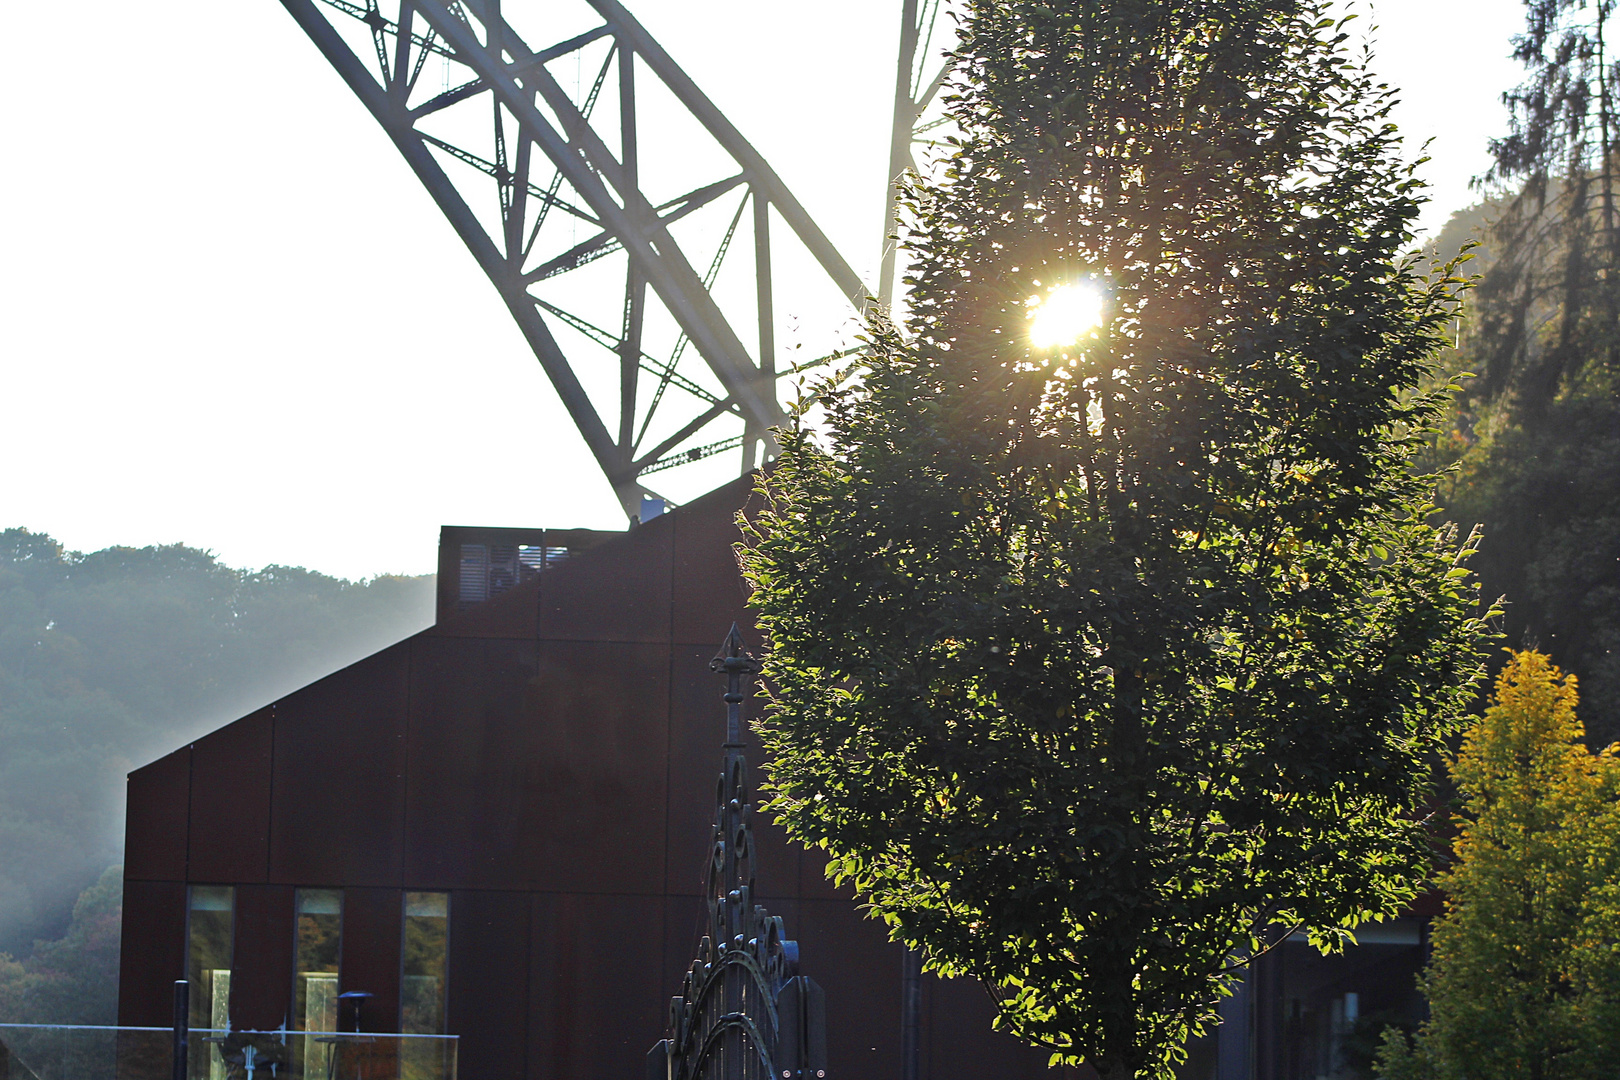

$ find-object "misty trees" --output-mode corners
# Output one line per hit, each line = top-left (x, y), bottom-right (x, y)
(1478, 0), (1620, 411)
(1378, 652), (1620, 1080)
(741, 1), (1492, 1078)
(0, 529), (433, 954)
(1430, 0), (1620, 741)
(0, 867), (123, 1026)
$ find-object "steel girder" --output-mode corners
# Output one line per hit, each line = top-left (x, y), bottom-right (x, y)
(880, 0), (952, 308)
(277, 0), (872, 519)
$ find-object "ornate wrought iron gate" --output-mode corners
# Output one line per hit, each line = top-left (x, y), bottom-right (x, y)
(647, 627), (826, 1080)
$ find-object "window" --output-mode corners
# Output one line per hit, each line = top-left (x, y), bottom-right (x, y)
(293, 889), (342, 1078)
(186, 885), (233, 1080)
(458, 542), (567, 609)
(401, 892), (448, 1034)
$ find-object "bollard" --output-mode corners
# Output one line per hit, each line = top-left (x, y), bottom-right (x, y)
(900, 951), (921, 1080)
(172, 980), (189, 1080)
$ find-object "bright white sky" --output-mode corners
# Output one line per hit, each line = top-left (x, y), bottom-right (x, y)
(0, 0), (1525, 579)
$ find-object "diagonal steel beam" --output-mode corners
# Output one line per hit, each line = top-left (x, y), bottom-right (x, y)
(586, 0), (873, 316)
(881, 0), (951, 309)
(415, 0), (787, 436)
(277, 0), (876, 520)
(278, 0), (643, 511)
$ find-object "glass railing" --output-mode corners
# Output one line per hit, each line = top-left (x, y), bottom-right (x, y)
(0, 1025), (457, 1080)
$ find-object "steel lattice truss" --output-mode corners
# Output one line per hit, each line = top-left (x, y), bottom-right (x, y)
(278, 0), (872, 518)
(880, 0), (954, 307)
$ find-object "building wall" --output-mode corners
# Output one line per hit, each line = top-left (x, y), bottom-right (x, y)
(119, 476), (1060, 1080)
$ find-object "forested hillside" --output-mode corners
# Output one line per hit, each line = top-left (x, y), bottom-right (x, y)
(0, 529), (434, 1013)
(1423, 210), (1620, 743)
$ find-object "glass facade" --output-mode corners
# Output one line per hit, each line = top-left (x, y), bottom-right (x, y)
(1175, 920), (1429, 1080)
(185, 885), (233, 1080)
(401, 892), (449, 1035)
(1261, 922), (1427, 1080)
(401, 892), (451, 1080)
(293, 889), (342, 1078)
(0, 1025), (456, 1080)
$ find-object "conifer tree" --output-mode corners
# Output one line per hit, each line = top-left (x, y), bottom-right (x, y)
(1477, 0), (1620, 413)
(1378, 652), (1620, 1080)
(1427, 0), (1620, 743)
(741, 2), (1492, 1077)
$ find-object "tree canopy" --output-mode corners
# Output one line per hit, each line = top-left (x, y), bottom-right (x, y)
(741, 1), (1493, 1077)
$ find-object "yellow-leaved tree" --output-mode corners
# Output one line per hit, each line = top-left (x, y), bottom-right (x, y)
(1379, 651), (1620, 1080)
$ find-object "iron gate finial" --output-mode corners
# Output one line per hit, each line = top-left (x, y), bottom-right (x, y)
(648, 626), (825, 1080)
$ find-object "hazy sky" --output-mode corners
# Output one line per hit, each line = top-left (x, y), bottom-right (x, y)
(0, 0), (1525, 579)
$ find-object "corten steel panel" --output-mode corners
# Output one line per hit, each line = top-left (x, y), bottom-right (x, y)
(270, 643), (409, 886)
(798, 847), (854, 904)
(340, 887), (402, 1033)
(232, 885), (294, 1031)
(432, 578), (540, 640)
(403, 636), (543, 890)
(125, 747), (191, 882)
(529, 892), (665, 1080)
(924, 973), (1066, 1080)
(188, 707), (274, 884)
(659, 893), (707, 997)
(795, 898), (905, 1080)
(542, 529), (623, 557)
(524, 640), (671, 893)
(670, 475), (756, 645)
(537, 513), (674, 644)
(117, 879), (186, 1027)
(447, 890), (531, 1080)
(1408, 889), (1444, 920)
(664, 644), (799, 897)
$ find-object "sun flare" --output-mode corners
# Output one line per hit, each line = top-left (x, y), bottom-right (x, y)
(1028, 283), (1107, 348)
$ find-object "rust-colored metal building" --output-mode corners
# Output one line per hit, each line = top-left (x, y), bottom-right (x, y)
(116, 476), (1060, 1080)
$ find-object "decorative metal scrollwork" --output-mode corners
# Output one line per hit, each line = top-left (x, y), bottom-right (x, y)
(647, 626), (826, 1080)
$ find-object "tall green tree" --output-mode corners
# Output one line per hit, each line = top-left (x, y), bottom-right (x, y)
(1378, 651), (1620, 1080)
(741, 2), (1492, 1078)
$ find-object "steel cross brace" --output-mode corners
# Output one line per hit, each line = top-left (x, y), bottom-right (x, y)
(880, 0), (951, 309)
(276, 0), (873, 519)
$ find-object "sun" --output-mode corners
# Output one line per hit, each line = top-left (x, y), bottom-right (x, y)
(1028, 283), (1107, 348)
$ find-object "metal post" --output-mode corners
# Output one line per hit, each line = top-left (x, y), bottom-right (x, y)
(900, 950), (921, 1080)
(880, 0), (921, 310)
(172, 980), (189, 1080)
(717, 627), (749, 1080)
(1215, 969), (1251, 1080)
(748, 189), (775, 473)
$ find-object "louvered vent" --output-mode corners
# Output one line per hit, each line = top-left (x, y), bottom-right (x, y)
(517, 544), (570, 573)
(458, 542), (569, 610)
(458, 544), (491, 606)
